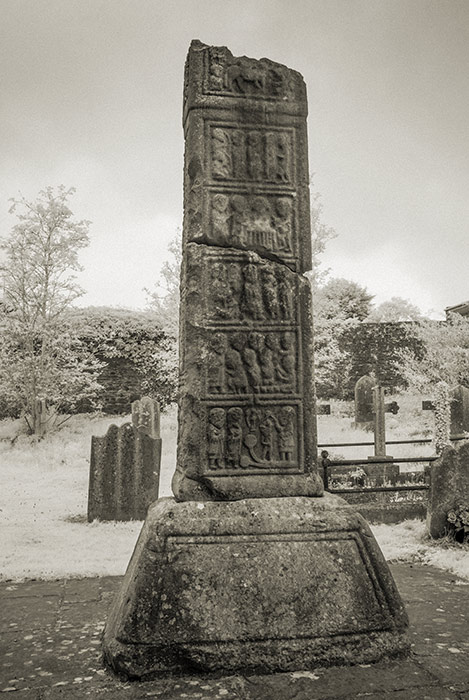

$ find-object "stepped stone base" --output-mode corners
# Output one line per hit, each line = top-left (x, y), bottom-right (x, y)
(103, 493), (409, 678)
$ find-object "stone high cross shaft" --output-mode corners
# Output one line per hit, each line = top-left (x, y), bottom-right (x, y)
(103, 41), (409, 678)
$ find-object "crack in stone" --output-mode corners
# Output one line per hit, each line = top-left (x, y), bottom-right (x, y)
(188, 237), (307, 275)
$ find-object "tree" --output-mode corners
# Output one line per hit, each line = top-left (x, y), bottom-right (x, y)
(145, 232), (181, 339)
(367, 297), (423, 322)
(313, 278), (374, 399)
(315, 278), (374, 322)
(309, 185), (337, 289)
(0, 186), (103, 434)
(397, 313), (469, 452)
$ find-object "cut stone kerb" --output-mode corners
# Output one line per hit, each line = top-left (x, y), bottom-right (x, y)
(173, 41), (322, 501)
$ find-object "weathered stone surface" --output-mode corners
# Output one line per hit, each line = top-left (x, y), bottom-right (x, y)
(87, 398), (161, 521)
(450, 384), (469, 436)
(427, 441), (469, 538)
(354, 375), (374, 426)
(173, 40), (322, 501)
(103, 493), (409, 677)
(103, 41), (408, 680)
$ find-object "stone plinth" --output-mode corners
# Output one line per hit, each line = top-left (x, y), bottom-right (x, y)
(103, 494), (409, 677)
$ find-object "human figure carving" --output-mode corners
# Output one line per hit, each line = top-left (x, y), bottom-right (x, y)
(271, 406), (295, 462)
(262, 268), (280, 320)
(274, 132), (290, 182)
(209, 61), (225, 90)
(243, 332), (263, 392)
(259, 334), (276, 386)
(259, 413), (275, 462)
(207, 333), (226, 394)
(225, 333), (249, 394)
(211, 263), (229, 318)
(226, 407), (244, 468)
(207, 407), (226, 469)
(230, 194), (248, 246)
(212, 127), (232, 179)
(247, 131), (264, 180)
(277, 269), (295, 320)
(212, 193), (230, 243)
(243, 264), (263, 320)
(226, 263), (242, 319)
(277, 332), (296, 388)
(274, 198), (293, 253)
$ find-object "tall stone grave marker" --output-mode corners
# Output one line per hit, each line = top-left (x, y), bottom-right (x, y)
(354, 374), (374, 427)
(87, 396), (161, 521)
(450, 385), (469, 436)
(103, 41), (408, 678)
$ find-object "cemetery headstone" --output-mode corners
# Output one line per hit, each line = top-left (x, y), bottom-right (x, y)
(354, 374), (374, 428)
(103, 41), (408, 678)
(427, 441), (469, 538)
(450, 385), (469, 436)
(87, 397), (161, 521)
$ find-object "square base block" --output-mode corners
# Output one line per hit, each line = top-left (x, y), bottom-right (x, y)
(103, 494), (409, 678)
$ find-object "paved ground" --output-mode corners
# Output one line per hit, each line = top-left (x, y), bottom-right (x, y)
(1, 562), (469, 699)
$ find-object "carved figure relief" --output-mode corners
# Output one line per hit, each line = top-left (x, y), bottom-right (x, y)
(209, 127), (293, 184)
(261, 268), (280, 320)
(242, 264), (264, 321)
(277, 267), (295, 320)
(226, 407), (243, 467)
(206, 48), (295, 101)
(242, 332), (263, 392)
(207, 407), (225, 469)
(209, 192), (295, 258)
(205, 258), (296, 324)
(207, 333), (227, 394)
(206, 404), (298, 470)
(225, 333), (249, 394)
(206, 330), (297, 396)
(247, 132), (264, 180)
(211, 194), (230, 243)
(211, 128), (232, 179)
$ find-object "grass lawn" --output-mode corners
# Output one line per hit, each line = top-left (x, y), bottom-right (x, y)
(1, 398), (468, 582)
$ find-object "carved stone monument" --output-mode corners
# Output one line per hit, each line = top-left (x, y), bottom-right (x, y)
(354, 374), (374, 428)
(103, 41), (408, 678)
(173, 40), (322, 502)
(87, 397), (161, 522)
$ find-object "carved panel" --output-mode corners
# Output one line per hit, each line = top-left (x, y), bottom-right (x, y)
(209, 191), (296, 261)
(198, 255), (297, 325)
(206, 403), (300, 471)
(206, 330), (298, 397)
(205, 46), (296, 101)
(209, 125), (295, 186)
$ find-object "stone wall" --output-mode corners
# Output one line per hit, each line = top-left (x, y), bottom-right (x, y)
(340, 321), (424, 397)
(97, 357), (142, 415)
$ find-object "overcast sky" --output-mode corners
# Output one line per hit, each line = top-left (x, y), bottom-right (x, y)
(1, 0), (468, 318)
